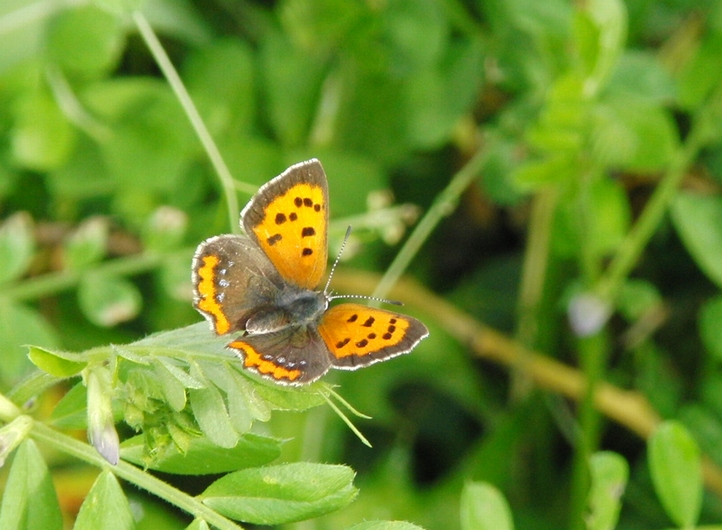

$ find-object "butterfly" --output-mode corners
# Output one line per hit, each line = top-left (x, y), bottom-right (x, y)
(192, 159), (428, 385)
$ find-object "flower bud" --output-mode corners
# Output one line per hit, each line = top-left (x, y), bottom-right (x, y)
(86, 367), (120, 465)
(568, 292), (611, 337)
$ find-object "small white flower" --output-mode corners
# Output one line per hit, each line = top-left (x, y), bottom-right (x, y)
(568, 292), (611, 337)
(86, 368), (120, 465)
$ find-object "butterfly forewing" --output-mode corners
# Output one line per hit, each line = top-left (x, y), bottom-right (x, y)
(241, 159), (329, 290)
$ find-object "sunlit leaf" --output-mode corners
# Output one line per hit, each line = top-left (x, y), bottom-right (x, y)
(0, 440), (63, 530)
(587, 452), (628, 530)
(200, 463), (357, 524)
(120, 432), (282, 475)
(671, 192), (722, 289)
(74, 471), (134, 530)
(78, 272), (142, 327)
(460, 481), (514, 530)
(648, 421), (702, 527)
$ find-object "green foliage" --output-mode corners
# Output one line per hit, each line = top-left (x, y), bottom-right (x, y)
(460, 481), (514, 530)
(74, 471), (135, 530)
(649, 421), (703, 527)
(2, 0), (722, 529)
(0, 440), (63, 530)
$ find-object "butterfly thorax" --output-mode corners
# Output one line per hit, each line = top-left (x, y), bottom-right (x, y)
(244, 286), (328, 335)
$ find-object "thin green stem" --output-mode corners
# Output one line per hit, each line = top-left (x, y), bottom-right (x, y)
(132, 11), (249, 233)
(568, 332), (608, 530)
(3, 248), (192, 302)
(7, 370), (62, 408)
(371, 146), (488, 299)
(30, 422), (244, 530)
(45, 63), (113, 142)
(595, 104), (711, 303)
(512, 188), (558, 400)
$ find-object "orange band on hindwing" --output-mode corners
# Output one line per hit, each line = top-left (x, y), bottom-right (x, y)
(229, 339), (303, 382)
(195, 254), (231, 335)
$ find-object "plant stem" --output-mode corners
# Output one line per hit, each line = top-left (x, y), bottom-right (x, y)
(30, 422), (244, 530)
(568, 331), (609, 530)
(512, 187), (558, 400)
(595, 96), (714, 303)
(372, 145), (488, 299)
(4, 248), (191, 302)
(132, 11), (249, 233)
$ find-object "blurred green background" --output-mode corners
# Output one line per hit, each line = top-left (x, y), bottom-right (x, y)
(3, 0), (722, 528)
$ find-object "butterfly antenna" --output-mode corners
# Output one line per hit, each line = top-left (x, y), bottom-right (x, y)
(323, 225), (352, 294)
(324, 226), (403, 306)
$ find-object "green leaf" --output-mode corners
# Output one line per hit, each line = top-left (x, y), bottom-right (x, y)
(573, 0), (627, 95)
(405, 35), (485, 149)
(0, 302), (59, 384)
(671, 192), (722, 289)
(0, 212), (34, 283)
(78, 272), (142, 327)
(185, 519), (210, 530)
(198, 361), (253, 434)
(617, 279), (662, 321)
(28, 346), (87, 377)
(63, 217), (109, 270)
(608, 51), (676, 103)
(152, 359), (187, 411)
(511, 155), (576, 190)
(677, 32), (722, 111)
(10, 90), (75, 171)
(0, 439), (63, 530)
(648, 421), (702, 527)
(142, 206), (187, 253)
(200, 463), (358, 524)
(120, 432), (282, 475)
(383, 0), (447, 70)
(0, 416), (33, 467)
(74, 471), (135, 530)
(526, 75), (586, 154)
(587, 452), (628, 530)
(700, 295), (722, 363)
(188, 385), (239, 449)
(0, 0), (44, 75)
(347, 522), (426, 530)
(184, 40), (256, 136)
(592, 97), (678, 171)
(680, 404), (722, 467)
(586, 176), (630, 256)
(155, 356), (204, 389)
(81, 80), (194, 196)
(260, 32), (326, 147)
(131, 324), (324, 411)
(50, 382), (87, 429)
(46, 136), (114, 199)
(460, 481), (514, 530)
(45, 5), (124, 76)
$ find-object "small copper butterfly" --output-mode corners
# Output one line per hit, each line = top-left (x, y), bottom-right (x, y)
(192, 159), (429, 385)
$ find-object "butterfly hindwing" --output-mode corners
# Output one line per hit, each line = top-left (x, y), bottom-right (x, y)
(192, 234), (284, 335)
(318, 303), (429, 369)
(241, 159), (329, 290)
(228, 326), (333, 385)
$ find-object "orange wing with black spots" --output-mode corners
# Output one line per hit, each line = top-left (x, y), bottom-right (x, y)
(241, 159), (329, 290)
(318, 303), (429, 369)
